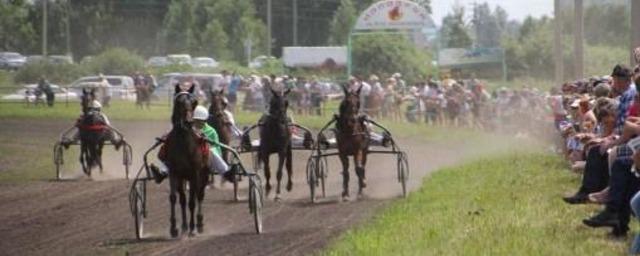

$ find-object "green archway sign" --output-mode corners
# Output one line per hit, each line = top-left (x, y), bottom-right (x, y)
(347, 0), (433, 77)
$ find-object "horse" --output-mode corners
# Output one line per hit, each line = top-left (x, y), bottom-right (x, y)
(135, 82), (152, 109)
(78, 88), (106, 176)
(207, 89), (232, 165)
(336, 85), (369, 200)
(165, 84), (209, 237)
(258, 87), (293, 199)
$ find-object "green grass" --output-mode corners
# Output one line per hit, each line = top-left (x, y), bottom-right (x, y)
(324, 151), (633, 256)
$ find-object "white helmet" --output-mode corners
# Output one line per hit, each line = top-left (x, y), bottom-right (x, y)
(193, 105), (209, 121)
(90, 100), (102, 109)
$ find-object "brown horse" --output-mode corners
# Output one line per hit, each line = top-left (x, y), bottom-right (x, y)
(207, 89), (232, 162)
(165, 84), (208, 237)
(258, 87), (292, 199)
(135, 83), (152, 109)
(78, 88), (107, 176)
(336, 85), (369, 200)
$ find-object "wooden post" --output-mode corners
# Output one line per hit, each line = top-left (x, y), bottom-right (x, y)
(574, 0), (584, 79)
(631, 0), (640, 65)
(554, 0), (564, 83)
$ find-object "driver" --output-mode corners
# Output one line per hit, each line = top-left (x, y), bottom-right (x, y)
(60, 100), (122, 149)
(149, 106), (236, 184)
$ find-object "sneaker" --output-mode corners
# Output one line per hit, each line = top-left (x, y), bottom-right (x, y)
(563, 192), (588, 204)
(149, 164), (167, 184)
(583, 210), (619, 228)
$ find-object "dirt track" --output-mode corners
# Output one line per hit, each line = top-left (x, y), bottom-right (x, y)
(0, 118), (483, 256)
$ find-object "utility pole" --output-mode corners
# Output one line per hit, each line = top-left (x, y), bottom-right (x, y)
(42, 0), (48, 57)
(574, 0), (584, 79)
(293, 0), (298, 46)
(65, 0), (72, 57)
(267, 0), (272, 56)
(554, 0), (564, 84)
(631, 0), (640, 65)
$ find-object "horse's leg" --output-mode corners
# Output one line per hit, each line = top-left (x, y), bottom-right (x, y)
(169, 176), (179, 238)
(178, 180), (188, 234)
(262, 154), (272, 196)
(285, 145), (293, 192)
(355, 150), (367, 196)
(196, 171), (206, 233)
(339, 154), (350, 200)
(188, 179), (196, 235)
(97, 142), (104, 173)
(275, 152), (285, 199)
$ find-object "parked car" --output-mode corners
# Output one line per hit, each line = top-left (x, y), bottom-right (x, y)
(26, 55), (46, 65)
(48, 55), (73, 65)
(248, 55), (276, 69)
(0, 52), (27, 70)
(69, 75), (136, 100)
(191, 57), (219, 68)
(1, 84), (78, 102)
(167, 54), (192, 66)
(147, 56), (170, 67)
(154, 72), (223, 100)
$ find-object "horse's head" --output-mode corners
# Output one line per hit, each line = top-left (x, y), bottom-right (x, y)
(81, 88), (97, 114)
(340, 84), (361, 117)
(209, 89), (227, 114)
(268, 87), (291, 119)
(172, 83), (198, 130)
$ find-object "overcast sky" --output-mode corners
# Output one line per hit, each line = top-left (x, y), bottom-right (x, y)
(430, 0), (554, 26)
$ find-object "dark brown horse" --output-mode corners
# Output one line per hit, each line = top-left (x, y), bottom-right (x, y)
(135, 83), (152, 109)
(207, 89), (232, 162)
(165, 84), (208, 237)
(78, 88), (106, 176)
(258, 87), (292, 199)
(336, 85), (369, 200)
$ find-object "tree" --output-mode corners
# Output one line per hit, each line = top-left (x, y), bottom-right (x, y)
(0, 0), (37, 53)
(440, 5), (472, 48)
(328, 0), (357, 45)
(201, 20), (230, 60)
(352, 34), (433, 83)
(471, 2), (502, 48)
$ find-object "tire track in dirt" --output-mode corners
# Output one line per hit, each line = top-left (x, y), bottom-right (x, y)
(0, 118), (500, 256)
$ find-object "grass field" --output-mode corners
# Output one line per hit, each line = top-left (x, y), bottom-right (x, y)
(323, 151), (636, 256)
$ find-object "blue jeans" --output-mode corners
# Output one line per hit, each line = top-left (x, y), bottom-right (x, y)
(630, 191), (640, 254)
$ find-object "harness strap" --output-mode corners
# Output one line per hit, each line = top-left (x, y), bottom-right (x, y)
(78, 124), (107, 131)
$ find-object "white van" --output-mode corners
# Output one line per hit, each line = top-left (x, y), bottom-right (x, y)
(69, 75), (136, 100)
(167, 54), (192, 66)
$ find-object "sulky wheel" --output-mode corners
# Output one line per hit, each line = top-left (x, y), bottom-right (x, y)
(122, 143), (132, 179)
(132, 180), (145, 239)
(306, 157), (317, 203)
(397, 152), (410, 198)
(319, 156), (328, 198)
(232, 164), (240, 202)
(249, 176), (263, 234)
(53, 143), (64, 180)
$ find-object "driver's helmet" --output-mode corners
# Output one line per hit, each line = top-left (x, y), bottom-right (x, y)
(193, 105), (209, 121)
(90, 100), (102, 110)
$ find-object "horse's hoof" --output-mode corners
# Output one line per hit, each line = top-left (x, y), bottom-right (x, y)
(342, 192), (350, 202)
(265, 184), (272, 196)
(189, 231), (196, 237)
(170, 228), (179, 238)
(181, 224), (188, 233)
(274, 194), (282, 202)
(286, 181), (293, 192)
(197, 225), (204, 234)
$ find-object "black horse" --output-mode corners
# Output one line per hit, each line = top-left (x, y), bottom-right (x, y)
(78, 88), (107, 176)
(258, 88), (293, 199)
(165, 84), (209, 237)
